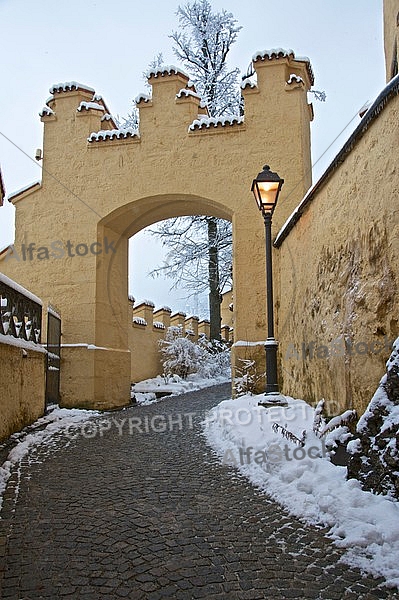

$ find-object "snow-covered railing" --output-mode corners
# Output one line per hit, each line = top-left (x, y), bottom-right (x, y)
(189, 115), (244, 131)
(0, 273), (42, 344)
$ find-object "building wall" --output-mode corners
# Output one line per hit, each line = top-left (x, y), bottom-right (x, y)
(0, 52), (313, 409)
(277, 82), (399, 416)
(384, 0), (399, 80)
(0, 339), (46, 442)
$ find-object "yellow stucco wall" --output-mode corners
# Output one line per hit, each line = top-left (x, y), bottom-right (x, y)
(277, 84), (399, 416)
(0, 52), (313, 409)
(0, 339), (46, 441)
(384, 0), (399, 80)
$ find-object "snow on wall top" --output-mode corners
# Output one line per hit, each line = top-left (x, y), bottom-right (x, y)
(49, 82), (95, 94)
(287, 74), (304, 85)
(176, 88), (201, 101)
(146, 65), (189, 80)
(252, 48), (314, 86)
(135, 93), (151, 104)
(77, 101), (104, 112)
(39, 106), (55, 117)
(241, 77), (257, 90)
(7, 181), (41, 202)
(88, 128), (139, 143)
(136, 299), (155, 308)
(101, 113), (113, 121)
(133, 316), (147, 326)
(0, 272), (43, 306)
(189, 115), (244, 131)
(153, 321), (166, 330)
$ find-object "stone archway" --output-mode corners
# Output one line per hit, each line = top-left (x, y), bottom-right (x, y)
(0, 51), (314, 409)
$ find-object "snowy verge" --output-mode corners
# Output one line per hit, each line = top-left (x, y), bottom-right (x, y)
(132, 373), (231, 405)
(203, 393), (399, 589)
(0, 407), (99, 514)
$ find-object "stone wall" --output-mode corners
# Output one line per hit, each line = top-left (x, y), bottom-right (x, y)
(276, 77), (399, 416)
(0, 338), (46, 442)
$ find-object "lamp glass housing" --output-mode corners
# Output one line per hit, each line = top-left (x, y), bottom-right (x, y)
(251, 165), (284, 215)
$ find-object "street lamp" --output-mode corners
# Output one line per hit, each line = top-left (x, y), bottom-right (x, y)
(251, 165), (285, 404)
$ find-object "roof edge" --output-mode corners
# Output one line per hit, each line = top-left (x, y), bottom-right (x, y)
(275, 73), (399, 248)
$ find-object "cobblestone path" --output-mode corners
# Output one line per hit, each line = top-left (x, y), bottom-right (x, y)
(0, 383), (398, 599)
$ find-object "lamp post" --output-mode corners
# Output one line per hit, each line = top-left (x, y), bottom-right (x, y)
(251, 165), (285, 403)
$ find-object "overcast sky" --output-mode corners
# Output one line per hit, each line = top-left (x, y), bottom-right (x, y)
(0, 0), (385, 316)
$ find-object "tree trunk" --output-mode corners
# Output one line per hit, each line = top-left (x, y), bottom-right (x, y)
(207, 217), (221, 341)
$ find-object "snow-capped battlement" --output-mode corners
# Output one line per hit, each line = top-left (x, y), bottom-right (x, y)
(49, 81), (95, 94)
(287, 74), (304, 85)
(39, 106), (55, 117)
(146, 65), (189, 80)
(176, 89), (201, 100)
(241, 77), (257, 90)
(101, 113), (113, 122)
(189, 115), (244, 131)
(253, 48), (295, 62)
(88, 128), (139, 143)
(135, 93), (151, 104)
(133, 317), (147, 326)
(77, 101), (104, 112)
(252, 49), (314, 86)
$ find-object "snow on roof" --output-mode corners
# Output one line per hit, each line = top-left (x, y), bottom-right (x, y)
(49, 81), (95, 94)
(101, 113), (113, 121)
(241, 77), (257, 90)
(253, 48), (295, 62)
(135, 93), (151, 104)
(133, 316), (147, 326)
(39, 106), (55, 117)
(77, 101), (104, 112)
(287, 74), (304, 85)
(92, 93), (102, 102)
(155, 306), (172, 313)
(88, 128), (139, 143)
(252, 49), (314, 86)
(0, 272), (43, 306)
(136, 299), (155, 308)
(7, 181), (41, 202)
(146, 65), (189, 80)
(176, 88), (201, 100)
(189, 115), (244, 131)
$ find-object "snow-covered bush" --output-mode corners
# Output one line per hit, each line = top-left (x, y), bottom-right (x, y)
(234, 358), (264, 396)
(347, 336), (399, 498)
(159, 326), (231, 381)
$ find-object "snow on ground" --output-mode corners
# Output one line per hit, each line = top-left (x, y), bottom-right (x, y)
(203, 393), (399, 589)
(0, 407), (99, 514)
(132, 372), (231, 405)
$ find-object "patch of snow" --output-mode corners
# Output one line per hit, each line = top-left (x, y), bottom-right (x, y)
(204, 393), (399, 589)
(233, 340), (266, 347)
(101, 113), (113, 122)
(176, 88), (201, 100)
(135, 93), (151, 104)
(0, 273), (42, 306)
(132, 372), (230, 401)
(47, 306), (61, 320)
(253, 48), (295, 62)
(189, 115), (244, 131)
(287, 74), (304, 85)
(7, 181), (41, 202)
(241, 78), (257, 90)
(133, 317), (147, 326)
(153, 321), (166, 330)
(39, 106), (55, 117)
(92, 93), (102, 102)
(49, 82), (95, 94)
(77, 101), (104, 112)
(88, 128), (139, 142)
(146, 65), (188, 79)
(0, 333), (46, 353)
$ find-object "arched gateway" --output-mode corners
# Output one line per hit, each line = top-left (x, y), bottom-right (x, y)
(1, 51), (314, 409)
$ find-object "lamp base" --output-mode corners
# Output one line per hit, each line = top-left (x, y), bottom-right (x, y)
(258, 393), (288, 408)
